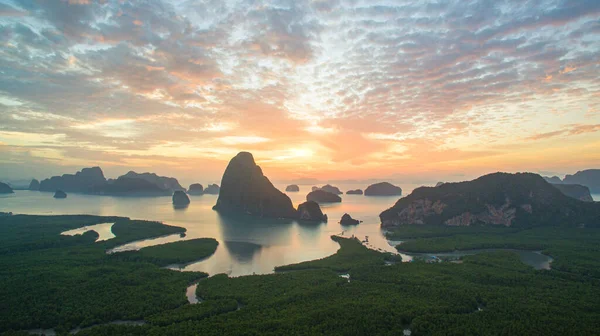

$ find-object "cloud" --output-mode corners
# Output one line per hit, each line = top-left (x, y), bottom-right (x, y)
(0, 0), (599, 182)
(527, 124), (600, 140)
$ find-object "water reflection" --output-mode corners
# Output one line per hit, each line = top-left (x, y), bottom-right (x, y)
(224, 241), (263, 263)
(216, 212), (294, 246)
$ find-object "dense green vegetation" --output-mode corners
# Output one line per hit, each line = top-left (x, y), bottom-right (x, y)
(0, 215), (213, 334)
(116, 238), (219, 267)
(73, 234), (600, 336)
(391, 225), (600, 278)
(2, 215), (600, 335)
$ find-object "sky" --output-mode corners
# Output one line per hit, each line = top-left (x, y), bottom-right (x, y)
(0, 0), (599, 185)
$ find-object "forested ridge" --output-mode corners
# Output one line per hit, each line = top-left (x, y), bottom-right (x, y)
(1, 215), (600, 335)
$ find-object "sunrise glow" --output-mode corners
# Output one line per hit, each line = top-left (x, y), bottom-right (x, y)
(0, 0), (599, 184)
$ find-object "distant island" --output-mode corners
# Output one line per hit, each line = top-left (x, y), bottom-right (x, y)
(172, 190), (190, 208)
(28, 179), (40, 191)
(340, 213), (360, 225)
(317, 184), (343, 195)
(119, 171), (185, 192)
(563, 169), (600, 193)
(551, 183), (593, 202)
(34, 167), (195, 197)
(543, 169), (600, 193)
(346, 189), (363, 195)
(364, 182), (402, 196)
(307, 189), (342, 203)
(285, 184), (300, 192)
(203, 184), (220, 195)
(0, 182), (14, 194)
(53, 190), (67, 199)
(88, 176), (171, 196)
(188, 183), (204, 195)
(39, 167), (106, 193)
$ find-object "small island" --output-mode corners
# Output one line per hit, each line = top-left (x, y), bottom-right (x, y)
(340, 213), (361, 225)
(53, 190), (67, 199)
(307, 189), (342, 203)
(364, 182), (402, 196)
(346, 189), (363, 195)
(188, 183), (204, 195)
(0, 182), (14, 194)
(203, 184), (220, 195)
(297, 201), (328, 222)
(29, 179), (40, 191)
(172, 190), (191, 208)
(285, 184), (300, 192)
(319, 184), (343, 195)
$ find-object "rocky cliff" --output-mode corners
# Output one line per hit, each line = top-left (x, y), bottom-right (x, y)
(213, 152), (297, 219)
(380, 172), (600, 229)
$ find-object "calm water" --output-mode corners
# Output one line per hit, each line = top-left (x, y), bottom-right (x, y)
(61, 222), (115, 241)
(0, 183), (566, 276)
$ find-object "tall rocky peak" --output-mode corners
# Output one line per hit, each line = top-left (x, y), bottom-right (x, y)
(39, 167), (107, 192)
(380, 172), (600, 229)
(213, 152), (297, 219)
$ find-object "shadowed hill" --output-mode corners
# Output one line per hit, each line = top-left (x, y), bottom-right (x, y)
(380, 172), (600, 228)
